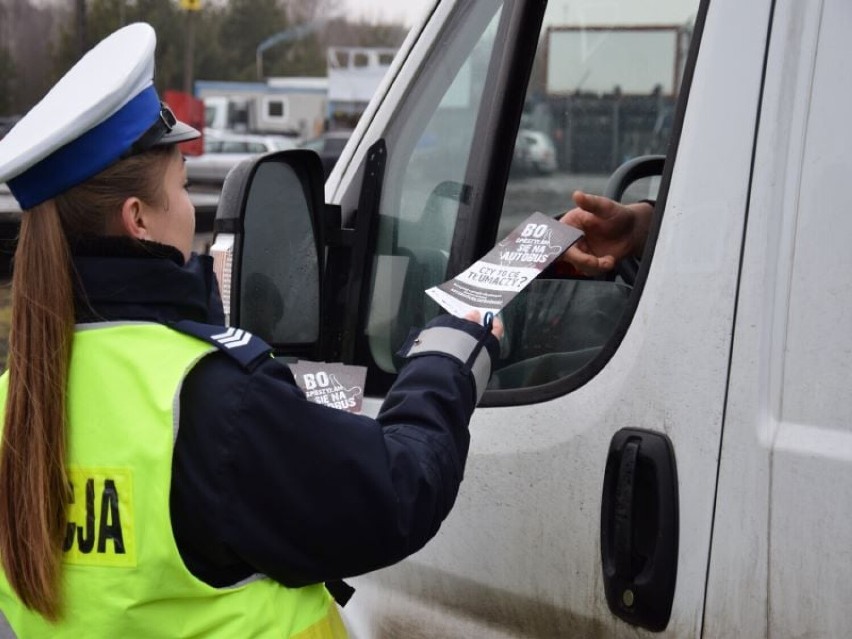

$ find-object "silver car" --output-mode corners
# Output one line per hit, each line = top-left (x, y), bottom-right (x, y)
(185, 132), (296, 185)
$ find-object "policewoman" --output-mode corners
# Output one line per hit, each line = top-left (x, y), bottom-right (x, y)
(0, 24), (499, 638)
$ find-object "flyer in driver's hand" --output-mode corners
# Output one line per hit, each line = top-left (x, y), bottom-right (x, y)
(426, 212), (583, 318)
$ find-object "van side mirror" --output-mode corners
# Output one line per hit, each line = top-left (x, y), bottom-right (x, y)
(211, 150), (326, 359)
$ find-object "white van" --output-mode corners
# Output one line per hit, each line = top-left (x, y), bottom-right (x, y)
(212, 0), (852, 636)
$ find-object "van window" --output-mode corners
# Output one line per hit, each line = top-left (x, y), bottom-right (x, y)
(325, 138), (348, 154)
(365, 2), (506, 374)
(362, 0), (700, 398)
(490, 5), (698, 391)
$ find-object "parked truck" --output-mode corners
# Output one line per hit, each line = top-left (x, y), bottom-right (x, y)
(211, 0), (852, 636)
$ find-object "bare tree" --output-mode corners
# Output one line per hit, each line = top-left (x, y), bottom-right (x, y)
(0, 0), (67, 113)
(75, 0), (87, 57)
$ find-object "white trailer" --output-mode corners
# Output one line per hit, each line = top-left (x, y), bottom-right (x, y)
(196, 78), (327, 140)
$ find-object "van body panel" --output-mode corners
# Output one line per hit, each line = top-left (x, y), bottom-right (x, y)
(220, 0), (849, 635)
(706, 1), (852, 637)
(704, 0), (823, 635)
(335, 0), (774, 635)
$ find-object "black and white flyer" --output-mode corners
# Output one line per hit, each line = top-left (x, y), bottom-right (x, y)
(426, 212), (583, 317)
(289, 361), (368, 414)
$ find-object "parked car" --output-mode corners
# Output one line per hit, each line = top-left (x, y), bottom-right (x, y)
(299, 131), (351, 178)
(185, 133), (295, 185)
(514, 128), (558, 174)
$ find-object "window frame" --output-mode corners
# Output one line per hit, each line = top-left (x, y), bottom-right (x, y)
(338, 0), (709, 406)
(480, 0), (709, 407)
(344, 0), (543, 394)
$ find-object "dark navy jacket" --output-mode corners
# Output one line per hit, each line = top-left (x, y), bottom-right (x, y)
(72, 238), (498, 590)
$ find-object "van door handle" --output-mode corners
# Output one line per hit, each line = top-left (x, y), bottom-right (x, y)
(601, 428), (679, 632)
(614, 439), (640, 578)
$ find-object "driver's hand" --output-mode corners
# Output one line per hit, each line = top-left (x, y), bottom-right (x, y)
(558, 191), (654, 276)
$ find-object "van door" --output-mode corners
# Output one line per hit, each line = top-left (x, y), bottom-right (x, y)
(706, 0), (852, 636)
(326, 0), (773, 635)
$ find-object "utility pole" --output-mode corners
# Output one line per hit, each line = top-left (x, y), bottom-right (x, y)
(256, 20), (328, 81)
(180, 0), (202, 94)
(183, 11), (197, 94)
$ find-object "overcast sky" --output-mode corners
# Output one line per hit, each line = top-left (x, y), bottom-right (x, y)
(343, 0), (426, 25)
(343, 0), (695, 27)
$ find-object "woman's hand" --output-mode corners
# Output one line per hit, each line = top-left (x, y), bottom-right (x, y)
(559, 190), (653, 276)
(464, 311), (505, 340)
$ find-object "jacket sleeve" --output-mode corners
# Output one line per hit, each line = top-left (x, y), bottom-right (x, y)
(171, 315), (499, 588)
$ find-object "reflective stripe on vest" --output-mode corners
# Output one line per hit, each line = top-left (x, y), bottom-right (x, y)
(0, 322), (347, 639)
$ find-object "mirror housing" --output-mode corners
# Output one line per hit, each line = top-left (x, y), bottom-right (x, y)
(211, 150), (327, 359)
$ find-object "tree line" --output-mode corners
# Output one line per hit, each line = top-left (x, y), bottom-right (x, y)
(0, 0), (408, 116)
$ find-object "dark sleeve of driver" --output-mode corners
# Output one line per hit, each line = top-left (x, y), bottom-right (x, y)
(173, 314), (498, 588)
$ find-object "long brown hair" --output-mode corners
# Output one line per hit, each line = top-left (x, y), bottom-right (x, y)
(0, 145), (174, 620)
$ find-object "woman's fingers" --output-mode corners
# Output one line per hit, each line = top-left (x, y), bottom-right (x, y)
(464, 310), (504, 338)
(490, 316), (505, 340)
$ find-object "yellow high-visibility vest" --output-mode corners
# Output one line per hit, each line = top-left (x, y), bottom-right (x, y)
(0, 322), (346, 638)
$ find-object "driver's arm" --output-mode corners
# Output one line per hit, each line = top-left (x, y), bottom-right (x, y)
(558, 191), (654, 276)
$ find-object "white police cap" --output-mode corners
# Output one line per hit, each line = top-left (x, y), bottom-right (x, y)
(0, 22), (199, 209)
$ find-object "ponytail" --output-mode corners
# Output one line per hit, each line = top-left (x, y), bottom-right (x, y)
(0, 145), (174, 620)
(0, 201), (75, 620)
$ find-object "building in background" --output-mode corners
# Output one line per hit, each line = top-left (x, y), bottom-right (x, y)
(194, 46), (397, 141)
(540, 24), (692, 173)
(195, 77), (328, 142)
(326, 46), (396, 130)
